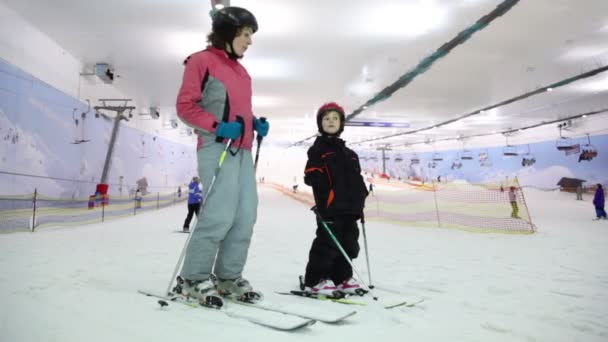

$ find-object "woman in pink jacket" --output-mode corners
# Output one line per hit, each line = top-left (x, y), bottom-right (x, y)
(174, 6), (269, 306)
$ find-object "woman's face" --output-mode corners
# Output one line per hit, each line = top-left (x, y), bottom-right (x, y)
(229, 26), (254, 57)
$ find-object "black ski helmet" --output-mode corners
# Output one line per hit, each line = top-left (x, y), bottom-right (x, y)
(316, 102), (345, 136)
(212, 7), (258, 45)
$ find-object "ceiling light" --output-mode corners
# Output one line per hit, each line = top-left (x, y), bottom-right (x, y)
(574, 75), (608, 92)
(582, 115), (588, 118)
(547, 87), (553, 92)
(214, 4), (224, 10)
(240, 58), (294, 79)
(347, 82), (377, 96)
(355, 2), (447, 38)
(252, 95), (282, 108)
(560, 46), (608, 61)
(247, 4), (306, 36)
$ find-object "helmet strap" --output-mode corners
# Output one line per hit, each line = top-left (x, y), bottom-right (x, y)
(224, 36), (241, 60)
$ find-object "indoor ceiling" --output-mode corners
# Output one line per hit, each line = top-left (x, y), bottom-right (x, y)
(3, 0), (608, 148)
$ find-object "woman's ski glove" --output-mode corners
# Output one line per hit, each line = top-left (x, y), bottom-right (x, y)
(254, 118), (269, 137)
(216, 121), (243, 140)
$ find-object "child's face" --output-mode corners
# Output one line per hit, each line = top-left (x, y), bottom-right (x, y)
(321, 111), (341, 135)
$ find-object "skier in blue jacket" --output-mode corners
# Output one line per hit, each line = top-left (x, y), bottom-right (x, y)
(593, 184), (607, 220)
(183, 176), (203, 232)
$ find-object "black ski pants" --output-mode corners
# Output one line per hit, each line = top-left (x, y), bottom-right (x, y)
(304, 216), (360, 287)
(183, 203), (201, 229)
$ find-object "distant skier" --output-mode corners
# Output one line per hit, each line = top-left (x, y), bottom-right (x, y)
(593, 184), (607, 220)
(182, 176), (203, 232)
(134, 189), (143, 209)
(576, 183), (583, 201)
(509, 186), (519, 218)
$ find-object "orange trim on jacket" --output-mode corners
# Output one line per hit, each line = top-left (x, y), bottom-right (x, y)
(305, 167), (324, 174)
(326, 189), (335, 207)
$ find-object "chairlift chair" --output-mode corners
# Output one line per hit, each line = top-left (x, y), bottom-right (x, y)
(478, 150), (492, 167)
(451, 158), (463, 170)
(432, 153), (443, 161)
(521, 144), (536, 166)
(394, 155), (403, 162)
(460, 150), (474, 160)
(478, 150), (489, 162)
(503, 145), (519, 156)
(410, 155), (420, 164)
(579, 134), (598, 161)
(556, 137), (576, 151)
(555, 125), (576, 151)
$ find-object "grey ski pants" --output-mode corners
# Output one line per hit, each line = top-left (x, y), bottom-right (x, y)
(180, 143), (258, 281)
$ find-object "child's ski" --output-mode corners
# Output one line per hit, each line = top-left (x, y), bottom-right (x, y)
(277, 289), (424, 309)
(276, 290), (368, 306)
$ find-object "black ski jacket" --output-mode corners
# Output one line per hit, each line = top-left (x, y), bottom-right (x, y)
(304, 135), (368, 219)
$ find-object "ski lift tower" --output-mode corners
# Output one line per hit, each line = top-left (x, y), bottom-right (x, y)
(376, 144), (392, 176)
(94, 99), (136, 196)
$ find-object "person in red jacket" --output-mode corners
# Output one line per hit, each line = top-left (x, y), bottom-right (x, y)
(303, 102), (369, 296)
(174, 6), (269, 305)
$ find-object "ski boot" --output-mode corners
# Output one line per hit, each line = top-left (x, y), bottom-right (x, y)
(305, 279), (345, 298)
(174, 276), (224, 308)
(337, 277), (368, 296)
(215, 276), (263, 303)
(299, 275), (344, 299)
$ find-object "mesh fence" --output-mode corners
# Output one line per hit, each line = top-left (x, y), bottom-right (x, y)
(267, 178), (535, 234)
(0, 191), (186, 233)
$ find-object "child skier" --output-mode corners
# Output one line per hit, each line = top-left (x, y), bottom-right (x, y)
(302, 102), (369, 296)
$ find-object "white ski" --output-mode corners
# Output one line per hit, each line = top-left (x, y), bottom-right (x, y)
(137, 289), (316, 331)
(224, 295), (357, 323)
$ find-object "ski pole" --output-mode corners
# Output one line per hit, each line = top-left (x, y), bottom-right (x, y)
(253, 117), (266, 172)
(311, 207), (378, 301)
(360, 213), (374, 289)
(165, 139), (233, 296)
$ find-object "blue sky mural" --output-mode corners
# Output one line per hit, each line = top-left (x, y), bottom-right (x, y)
(0, 59), (197, 197)
(358, 134), (608, 188)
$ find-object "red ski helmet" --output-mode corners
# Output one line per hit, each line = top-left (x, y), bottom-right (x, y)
(316, 102), (345, 136)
